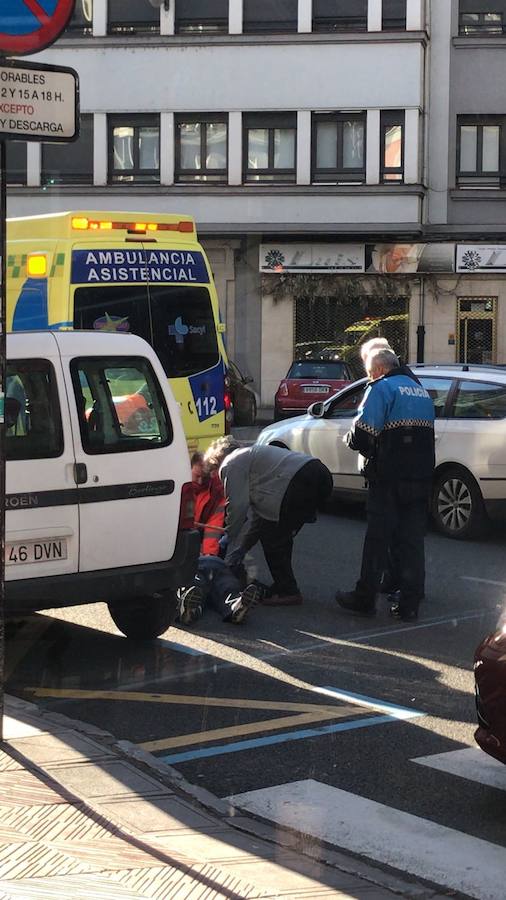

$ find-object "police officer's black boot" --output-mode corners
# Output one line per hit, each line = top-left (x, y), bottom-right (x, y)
(335, 590), (376, 617)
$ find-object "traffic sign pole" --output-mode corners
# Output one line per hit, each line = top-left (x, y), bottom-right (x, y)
(0, 0), (76, 743)
(0, 134), (5, 741)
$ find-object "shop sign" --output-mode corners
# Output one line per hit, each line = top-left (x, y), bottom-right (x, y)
(260, 243), (456, 275)
(456, 245), (506, 273)
(366, 243), (455, 274)
(259, 243), (365, 274)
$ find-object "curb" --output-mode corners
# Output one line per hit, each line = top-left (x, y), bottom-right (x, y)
(5, 693), (456, 900)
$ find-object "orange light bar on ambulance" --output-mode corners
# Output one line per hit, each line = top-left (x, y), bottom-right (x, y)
(71, 216), (194, 234)
(27, 254), (47, 277)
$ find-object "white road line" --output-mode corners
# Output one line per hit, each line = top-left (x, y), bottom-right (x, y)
(413, 747), (506, 792)
(228, 779), (505, 900)
(461, 576), (506, 588)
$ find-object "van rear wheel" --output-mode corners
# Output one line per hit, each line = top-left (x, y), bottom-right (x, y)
(107, 591), (178, 640)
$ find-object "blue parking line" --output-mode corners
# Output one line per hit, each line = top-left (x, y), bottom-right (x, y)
(159, 714), (395, 764)
(318, 686), (424, 719)
(160, 640), (203, 656)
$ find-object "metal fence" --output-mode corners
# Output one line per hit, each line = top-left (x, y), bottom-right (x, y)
(294, 293), (409, 373)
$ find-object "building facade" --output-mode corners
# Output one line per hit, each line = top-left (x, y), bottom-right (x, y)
(6, 1), (506, 404)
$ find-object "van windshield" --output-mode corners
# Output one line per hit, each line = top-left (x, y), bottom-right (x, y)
(73, 284), (219, 378)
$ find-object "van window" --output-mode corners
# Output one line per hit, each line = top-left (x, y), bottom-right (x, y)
(71, 356), (173, 453)
(5, 360), (64, 460)
(73, 284), (219, 377)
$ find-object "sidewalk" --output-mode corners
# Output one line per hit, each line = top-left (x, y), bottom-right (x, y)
(0, 695), (447, 899)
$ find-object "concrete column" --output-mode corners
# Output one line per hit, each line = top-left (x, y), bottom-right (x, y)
(160, 112), (175, 185)
(298, 0), (312, 32)
(404, 108), (420, 184)
(93, 0), (107, 36)
(26, 143), (40, 187)
(161, 0), (175, 35)
(229, 0), (243, 34)
(296, 110), (311, 184)
(366, 108), (380, 184)
(368, 0), (382, 32)
(406, 0), (424, 31)
(93, 113), (108, 186)
(228, 111), (242, 186)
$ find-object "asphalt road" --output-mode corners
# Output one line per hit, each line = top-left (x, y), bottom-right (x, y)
(5, 500), (506, 897)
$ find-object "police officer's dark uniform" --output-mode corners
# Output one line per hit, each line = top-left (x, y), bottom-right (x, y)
(335, 362), (435, 620)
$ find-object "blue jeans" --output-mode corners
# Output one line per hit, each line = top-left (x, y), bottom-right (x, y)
(195, 556), (242, 620)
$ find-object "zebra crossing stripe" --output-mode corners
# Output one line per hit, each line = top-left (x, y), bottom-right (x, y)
(412, 746), (506, 792)
(228, 779), (505, 900)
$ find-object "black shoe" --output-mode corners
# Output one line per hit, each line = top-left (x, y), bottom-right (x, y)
(335, 590), (376, 617)
(390, 602), (418, 622)
(386, 589), (401, 605)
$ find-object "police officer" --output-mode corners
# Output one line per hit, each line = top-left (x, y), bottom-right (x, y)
(335, 347), (435, 621)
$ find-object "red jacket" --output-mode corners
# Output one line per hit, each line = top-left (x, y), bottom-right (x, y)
(193, 472), (226, 556)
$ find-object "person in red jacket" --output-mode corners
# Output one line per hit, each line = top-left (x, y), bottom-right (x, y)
(176, 453), (264, 625)
(192, 453), (227, 556)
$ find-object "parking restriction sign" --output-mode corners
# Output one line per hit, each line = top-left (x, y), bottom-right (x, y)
(0, 0), (76, 56)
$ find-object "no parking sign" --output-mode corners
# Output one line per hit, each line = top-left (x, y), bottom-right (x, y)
(1, 0), (76, 56)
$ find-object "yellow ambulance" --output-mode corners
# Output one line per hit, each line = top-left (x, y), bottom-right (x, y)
(7, 210), (229, 452)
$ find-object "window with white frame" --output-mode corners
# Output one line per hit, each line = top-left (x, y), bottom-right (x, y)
(382, 0), (407, 30)
(381, 111), (405, 182)
(108, 116), (160, 184)
(243, 0), (298, 33)
(312, 0), (367, 33)
(457, 115), (504, 186)
(312, 113), (366, 183)
(42, 114), (93, 186)
(459, 1), (506, 34)
(175, 115), (228, 182)
(175, 0), (229, 33)
(67, 0), (93, 35)
(243, 114), (296, 183)
(6, 142), (27, 186)
(108, 0), (159, 35)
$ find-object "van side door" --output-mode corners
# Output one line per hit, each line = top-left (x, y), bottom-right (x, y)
(5, 354), (79, 585)
(66, 353), (180, 573)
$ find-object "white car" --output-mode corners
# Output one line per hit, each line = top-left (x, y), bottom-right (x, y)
(257, 364), (506, 539)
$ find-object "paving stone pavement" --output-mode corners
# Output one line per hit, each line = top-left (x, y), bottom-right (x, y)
(0, 696), (447, 899)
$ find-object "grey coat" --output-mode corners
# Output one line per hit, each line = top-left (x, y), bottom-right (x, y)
(219, 443), (313, 555)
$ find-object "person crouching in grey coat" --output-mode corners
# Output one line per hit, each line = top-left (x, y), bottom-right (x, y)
(204, 438), (333, 606)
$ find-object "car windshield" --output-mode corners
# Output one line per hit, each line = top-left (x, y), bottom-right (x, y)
(74, 284), (219, 377)
(287, 361), (348, 379)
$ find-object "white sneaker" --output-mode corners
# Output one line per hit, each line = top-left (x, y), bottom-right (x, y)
(228, 583), (263, 624)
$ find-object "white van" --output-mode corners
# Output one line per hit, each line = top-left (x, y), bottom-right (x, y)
(5, 330), (199, 639)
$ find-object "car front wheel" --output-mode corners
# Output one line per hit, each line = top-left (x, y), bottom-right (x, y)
(107, 590), (178, 640)
(432, 467), (487, 540)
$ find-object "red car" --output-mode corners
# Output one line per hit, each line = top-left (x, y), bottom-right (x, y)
(274, 359), (355, 421)
(474, 617), (506, 764)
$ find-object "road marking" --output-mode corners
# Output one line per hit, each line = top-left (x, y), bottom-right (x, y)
(29, 687), (351, 714)
(140, 706), (360, 753)
(160, 639), (205, 656)
(228, 779), (505, 900)
(298, 609), (490, 647)
(158, 715), (395, 764)
(461, 576), (506, 588)
(312, 686), (423, 719)
(413, 747), (506, 792)
(29, 686), (417, 761)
